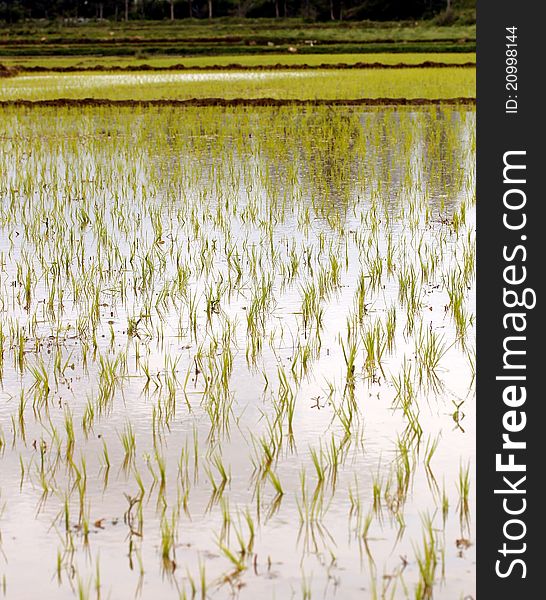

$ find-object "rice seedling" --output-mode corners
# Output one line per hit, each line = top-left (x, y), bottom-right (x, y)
(268, 469), (284, 497)
(441, 482), (449, 527)
(413, 513), (439, 600)
(362, 319), (386, 379)
(160, 510), (177, 572)
(385, 305), (397, 353)
(119, 423), (136, 470)
(341, 327), (358, 388)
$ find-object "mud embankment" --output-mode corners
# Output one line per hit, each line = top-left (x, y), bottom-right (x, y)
(0, 97), (476, 108)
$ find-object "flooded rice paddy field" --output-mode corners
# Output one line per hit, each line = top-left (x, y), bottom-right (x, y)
(0, 68), (475, 102)
(0, 105), (475, 599)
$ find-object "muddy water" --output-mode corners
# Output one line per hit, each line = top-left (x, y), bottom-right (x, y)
(0, 106), (475, 599)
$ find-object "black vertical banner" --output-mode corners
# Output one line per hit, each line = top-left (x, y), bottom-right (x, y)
(477, 1), (544, 597)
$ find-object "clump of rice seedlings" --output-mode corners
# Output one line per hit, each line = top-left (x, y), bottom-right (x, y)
(362, 319), (386, 379)
(250, 428), (278, 484)
(457, 462), (471, 531)
(15, 389), (27, 443)
(81, 397), (95, 439)
(413, 513), (439, 600)
(160, 510), (177, 572)
(361, 510), (374, 542)
(323, 434), (346, 489)
(331, 394), (360, 445)
(219, 509), (255, 577)
(441, 481), (449, 527)
(461, 231), (476, 287)
(300, 281), (323, 337)
(423, 434), (441, 496)
(100, 440), (110, 473)
(28, 357), (51, 408)
(341, 322), (358, 389)
(272, 365), (295, 438)
(397, 263), (423, 335)
(218, 538), (246, 576)
(204, 452), (230, 508)
(414, 324), (447, 386)
(64, 407), (76, 463)
(119, 423), (136, 470)
(96, 351), (127, 414)
(443, 268), (473, 345)
(391, 358), (422, 443)
(354, 271), (368, 323)
(385, 305), (397, 353)
(268, 469), (284, 497)
(73, 455), (88, 529)
(9, 325), (24, 375)
(392, 435), (414, 507)
(296, 467), (327, 527)
(155, 449), (167, 498)
(310, 446), (326, 486)
(371, 468), (383, 514)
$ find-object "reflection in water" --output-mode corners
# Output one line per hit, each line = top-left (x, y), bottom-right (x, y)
(0, 106), (475, 599)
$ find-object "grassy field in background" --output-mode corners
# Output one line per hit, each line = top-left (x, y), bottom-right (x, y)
(0, 52), (475, 70)
(0, 18), (475, 58)
(1, 18), (476, 43)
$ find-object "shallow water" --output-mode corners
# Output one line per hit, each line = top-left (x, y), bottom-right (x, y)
(0, 106), (475, 599)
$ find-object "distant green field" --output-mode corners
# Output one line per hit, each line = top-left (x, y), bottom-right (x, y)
(0, 18), (475, 57)
(0, 19), (476, 43)
(1, 52), (476, 70)
(0, 67), (475, 102)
